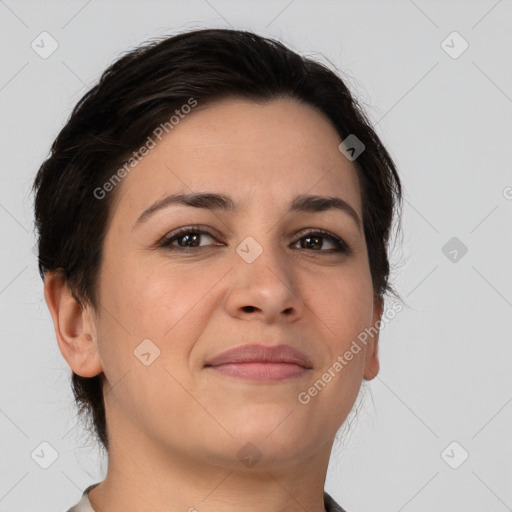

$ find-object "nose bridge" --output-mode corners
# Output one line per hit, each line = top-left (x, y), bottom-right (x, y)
(237, 231), (288, 285)
(226, 224), (303, 321)
(233, 193), (283, 269)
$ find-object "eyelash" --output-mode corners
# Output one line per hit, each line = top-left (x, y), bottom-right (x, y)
(157, 225), (351, 255)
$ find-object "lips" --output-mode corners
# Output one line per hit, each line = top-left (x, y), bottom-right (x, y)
(204, 344), (313, 369)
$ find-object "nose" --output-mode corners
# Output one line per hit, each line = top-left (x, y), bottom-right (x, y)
(223, 238), (306, 324)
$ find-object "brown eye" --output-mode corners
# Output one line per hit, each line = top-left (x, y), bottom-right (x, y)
(159, 227), (220, 251)
(157, 226), (350, 255)
(293, 230), (349, 253)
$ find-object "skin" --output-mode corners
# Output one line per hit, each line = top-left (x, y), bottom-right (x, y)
(45, 96), (383, 512)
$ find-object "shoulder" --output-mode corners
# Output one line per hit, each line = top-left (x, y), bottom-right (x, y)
(65, 482), (101, 512)
(67, 485), (344, 512)
(324, 490), (349, 512)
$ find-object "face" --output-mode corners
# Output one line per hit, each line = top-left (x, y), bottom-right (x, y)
(64, 97), (382, 470)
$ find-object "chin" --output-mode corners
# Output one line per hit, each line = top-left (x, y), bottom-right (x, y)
(202, 434), (316, 472)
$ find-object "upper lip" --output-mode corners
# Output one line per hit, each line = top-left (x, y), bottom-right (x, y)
(204, 344), (313, 369)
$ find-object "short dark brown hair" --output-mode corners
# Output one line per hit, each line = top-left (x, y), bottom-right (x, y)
(32, 28), (403, 453)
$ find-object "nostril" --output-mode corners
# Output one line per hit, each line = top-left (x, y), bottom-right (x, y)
(243, 306), (257, 312)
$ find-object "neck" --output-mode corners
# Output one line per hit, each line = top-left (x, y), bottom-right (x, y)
(87, 426), (333, 512)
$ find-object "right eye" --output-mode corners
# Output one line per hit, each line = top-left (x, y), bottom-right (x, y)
(158, 226), (222, 252)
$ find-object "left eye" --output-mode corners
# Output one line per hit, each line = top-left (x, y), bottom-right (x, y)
(292, 231), (347, 252)
(159, 227), (349, 253)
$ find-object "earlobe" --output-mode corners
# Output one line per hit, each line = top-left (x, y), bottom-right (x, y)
(43, 271), (103, 378)
(363, 296), (383, 381)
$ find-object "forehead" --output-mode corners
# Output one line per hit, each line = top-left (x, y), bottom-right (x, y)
(110, 96), (362, 221)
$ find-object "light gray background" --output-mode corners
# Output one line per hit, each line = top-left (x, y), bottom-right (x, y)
(1, 1), (511, 511)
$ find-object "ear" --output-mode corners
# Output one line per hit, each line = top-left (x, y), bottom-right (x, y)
(363, 295), (383, 381)
(43, 271), (103, 378)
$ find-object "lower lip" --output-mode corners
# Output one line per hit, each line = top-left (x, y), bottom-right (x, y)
(207, 362), (309, 381)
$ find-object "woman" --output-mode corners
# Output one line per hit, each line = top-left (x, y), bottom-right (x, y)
(33, 28), (402, 512)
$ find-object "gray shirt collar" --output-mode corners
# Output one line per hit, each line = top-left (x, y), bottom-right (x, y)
(66, 484), (349, 512)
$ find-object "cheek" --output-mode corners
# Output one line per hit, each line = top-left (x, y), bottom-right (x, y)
(94, 258), (211, 428)
(303, 266), (374, 348)
(113, 257), (219, 346)
(297, 272), (373, 422)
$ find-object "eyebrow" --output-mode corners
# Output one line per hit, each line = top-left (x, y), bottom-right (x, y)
(134, 192), (362, 232)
